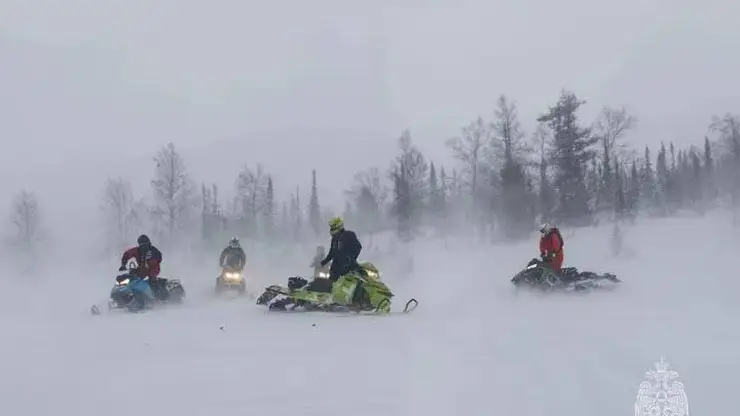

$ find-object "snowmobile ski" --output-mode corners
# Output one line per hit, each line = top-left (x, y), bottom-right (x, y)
(264, 297), (418, 315)
(402, 298), (418, 313)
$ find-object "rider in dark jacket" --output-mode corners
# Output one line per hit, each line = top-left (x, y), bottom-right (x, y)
(220, 237), (246, 271)
(320, 217), (362, 282)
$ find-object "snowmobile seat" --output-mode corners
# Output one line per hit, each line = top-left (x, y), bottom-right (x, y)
(560, 267), (578, 277)
(306, 277), (333, 293)
(288, 277), (308, 290)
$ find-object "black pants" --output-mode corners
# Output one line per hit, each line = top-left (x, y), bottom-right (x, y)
(329, 260), (360, 282)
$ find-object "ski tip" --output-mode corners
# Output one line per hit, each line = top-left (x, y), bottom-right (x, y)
(403, 298), (418, 313)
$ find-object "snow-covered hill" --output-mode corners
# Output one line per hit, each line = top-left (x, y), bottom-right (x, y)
(1, 212), (737, 415)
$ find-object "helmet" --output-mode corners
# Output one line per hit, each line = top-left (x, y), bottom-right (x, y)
(228, 237), (240, 248)
(127, 258), (139, 271)
(538, 223), (553, 235)
(328, 217), (344, 236)
(137, 234), (151, 246)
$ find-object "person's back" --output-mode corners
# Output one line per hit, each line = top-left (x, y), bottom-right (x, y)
(327, 230), (362, 277)
(319, 217), (363, 281)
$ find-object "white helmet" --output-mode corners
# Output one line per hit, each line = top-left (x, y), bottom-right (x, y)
(126, 259), (139, 271)
(538, 223), (553, 234)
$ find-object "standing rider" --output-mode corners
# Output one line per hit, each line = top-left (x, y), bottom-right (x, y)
(538, 223), (564, 272)
(280, 218), (362, 305)
(310, 245), (329, 277)
(220, 237), (246, 272)
(319, 217), (362, 282)
(120, 234), (166, 300)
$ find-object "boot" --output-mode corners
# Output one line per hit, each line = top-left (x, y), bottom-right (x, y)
(269, 297), (294, 311)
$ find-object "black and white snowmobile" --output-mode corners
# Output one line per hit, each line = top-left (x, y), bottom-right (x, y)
(215, 266), (247, 295)
(511, 258), (620, 292)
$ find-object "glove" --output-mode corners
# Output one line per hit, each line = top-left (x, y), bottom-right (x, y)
(119, 265), (126, 272)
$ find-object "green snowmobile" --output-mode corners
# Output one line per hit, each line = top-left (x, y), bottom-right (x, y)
(256, 261), (417, 314)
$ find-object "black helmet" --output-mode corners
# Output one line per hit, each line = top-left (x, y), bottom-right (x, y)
(137, 234), (151, 246)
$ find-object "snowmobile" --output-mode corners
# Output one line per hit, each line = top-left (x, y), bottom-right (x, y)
(90, 266), (186, 315)
(256, 261), (417, 314)
(511, 258), (621, 292)
(214, 266), (247, 295)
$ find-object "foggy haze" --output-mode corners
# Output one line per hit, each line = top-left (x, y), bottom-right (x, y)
(1, 0), (739, 247)
(1, 3), (740, 415)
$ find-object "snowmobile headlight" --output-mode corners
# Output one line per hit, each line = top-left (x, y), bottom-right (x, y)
(317, 271), (330, 278)
(118, 278), (130, 286)
(224, 272), (241, 280)
(365, 270), (379, 279)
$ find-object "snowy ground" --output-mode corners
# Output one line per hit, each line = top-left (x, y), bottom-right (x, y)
(1, 212), (738, 415)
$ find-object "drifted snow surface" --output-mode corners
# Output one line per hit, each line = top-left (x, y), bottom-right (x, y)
(1, 213), (738, 415)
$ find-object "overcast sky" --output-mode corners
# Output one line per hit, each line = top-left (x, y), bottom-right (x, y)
(1, 0), (738, 235)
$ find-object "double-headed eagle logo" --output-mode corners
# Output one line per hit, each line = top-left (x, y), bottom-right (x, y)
(635, 357), (689, 416)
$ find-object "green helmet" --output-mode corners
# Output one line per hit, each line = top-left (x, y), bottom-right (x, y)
(328, 217), (344, 236)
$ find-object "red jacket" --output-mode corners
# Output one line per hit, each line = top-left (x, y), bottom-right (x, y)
(539, 229), (564, 270)
(121, 245), (162, 278)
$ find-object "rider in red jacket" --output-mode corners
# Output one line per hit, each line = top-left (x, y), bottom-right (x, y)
(539, 223), (564, 271)
(120, 234), (166, 299)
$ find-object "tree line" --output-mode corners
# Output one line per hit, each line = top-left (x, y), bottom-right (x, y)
(7, 89), (740, 259)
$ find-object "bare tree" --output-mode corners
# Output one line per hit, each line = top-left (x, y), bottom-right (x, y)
(10, 190), (42, 250)
(710, 114), (740, 162)
(529, 123), (550, 169)
(394, 130), (428, 195)
(344, 167), (388, 234)
(493, 95), (534, 240)
(528, 122), (553, 216)
(389, 130), (429, 239)
(346, 167), (388, 206)
(446, 117), (494, 197)
(101, 177), (144, 251)
(290, 186), (304, 241)
(593, 106), (637, 161)
(151, 143), (196, 240)
(234, 163), (268, 235)
(709, 113), (740, 223)
(200, 183), (227, 244)
(307, 170), (322, 237)
(491, 95), (528, 163)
